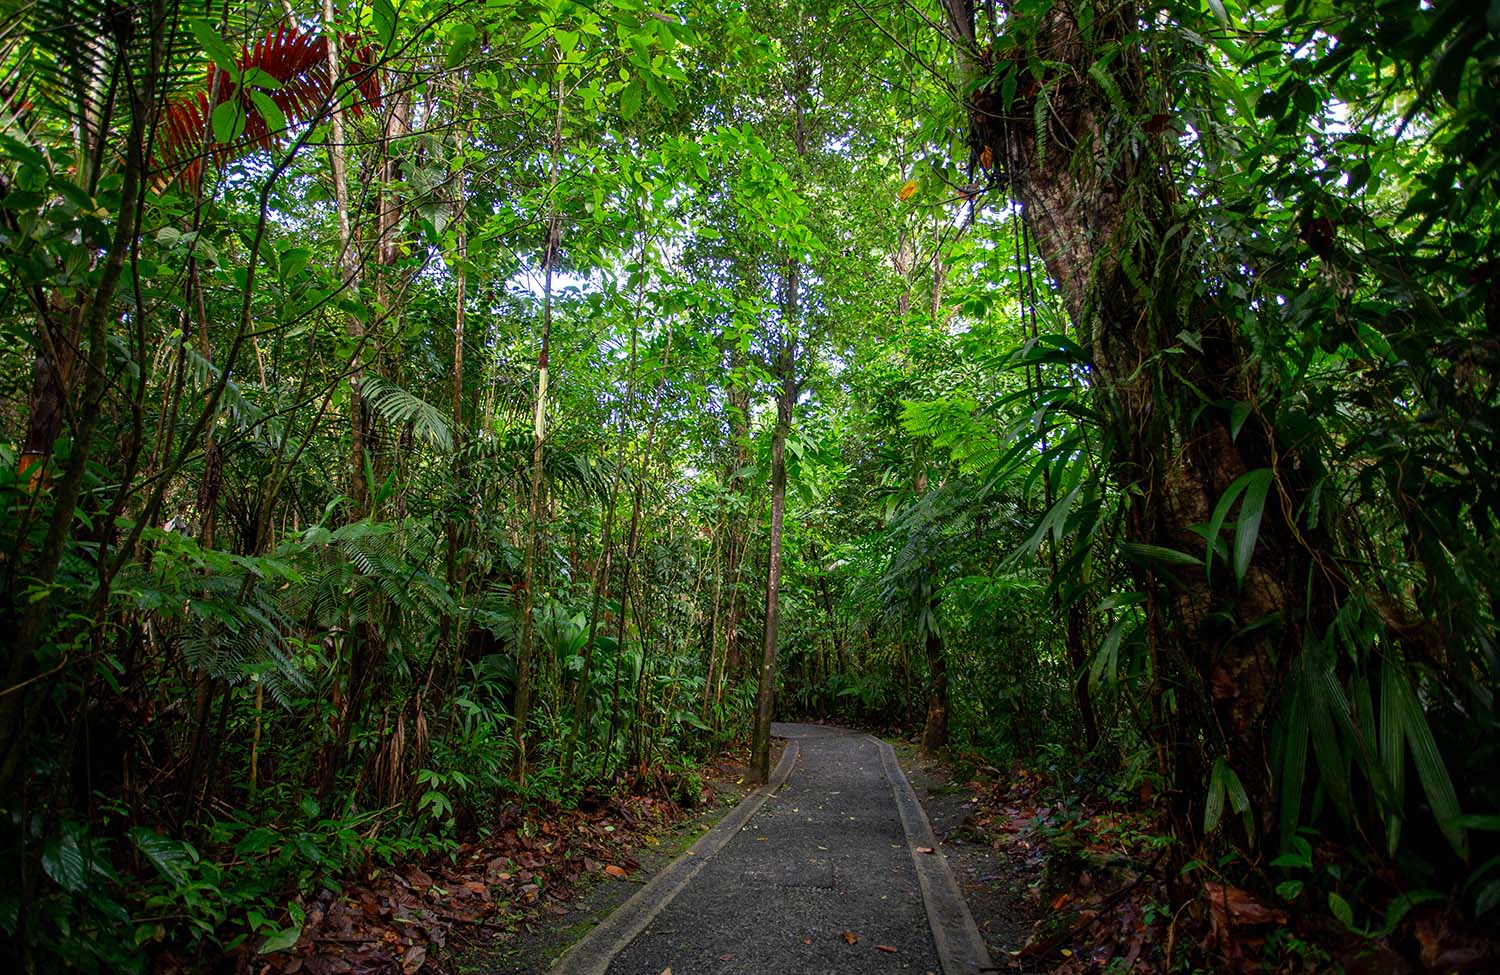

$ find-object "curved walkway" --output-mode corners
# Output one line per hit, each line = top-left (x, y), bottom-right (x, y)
(551, 722), (993, 975)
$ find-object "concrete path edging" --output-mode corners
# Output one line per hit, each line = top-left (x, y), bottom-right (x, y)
(549, 739), (801, 975)
(874, 736), (997, 975)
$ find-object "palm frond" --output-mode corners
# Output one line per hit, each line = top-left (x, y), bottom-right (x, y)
(360, 375), (453, 451)
(156, 22), (383, 185)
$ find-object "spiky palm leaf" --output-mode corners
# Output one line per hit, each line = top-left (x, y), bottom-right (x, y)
(156, 23), (382, 185)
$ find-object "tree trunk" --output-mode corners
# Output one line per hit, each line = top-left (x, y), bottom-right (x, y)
(750, 335), (794, 784)
(950, 0), (1326, 841)
(515, 60), (567, 786)
(921, 593), (949, 753)
(322, 0), (366, 518)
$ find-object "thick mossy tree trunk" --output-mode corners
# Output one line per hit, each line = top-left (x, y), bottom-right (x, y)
(945, 0), (1332, 845)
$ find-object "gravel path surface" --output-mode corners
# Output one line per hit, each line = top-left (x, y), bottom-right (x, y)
(602, 722), (941, 975)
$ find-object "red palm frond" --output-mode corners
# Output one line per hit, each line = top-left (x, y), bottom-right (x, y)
(156, 25), (382, 186)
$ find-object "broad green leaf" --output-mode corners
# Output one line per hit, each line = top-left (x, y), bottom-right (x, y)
(211, 100), (246, 144)
(1328, 891), (1355, 930)
(130, 828), (192, 885)
(190, 19), (239, 74)
(446, 24), (477, 69)
(620, 81), (643, 120)
(41, 832), (86, 892)
(259, 926), (302, 954)
(372, 0), (398, 47)
(248, 91), (287, 137)
(235, 828), (280, 856)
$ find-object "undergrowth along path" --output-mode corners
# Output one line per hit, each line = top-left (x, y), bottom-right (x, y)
(552, 722), (993, 975)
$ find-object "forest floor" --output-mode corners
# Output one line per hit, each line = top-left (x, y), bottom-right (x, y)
(892, 739), (1049, 974)
(257, 740), (780, 975)
(450, 739), (783, 975)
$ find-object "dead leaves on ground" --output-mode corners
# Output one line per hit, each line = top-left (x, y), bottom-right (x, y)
(249, 794), (674, 975)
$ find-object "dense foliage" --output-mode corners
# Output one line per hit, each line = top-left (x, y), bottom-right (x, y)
(1, 0), (1495, 970)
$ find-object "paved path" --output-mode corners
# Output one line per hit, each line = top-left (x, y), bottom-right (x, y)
(552, 723), (992, 975)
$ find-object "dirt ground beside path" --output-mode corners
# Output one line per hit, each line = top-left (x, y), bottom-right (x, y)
(892, 739), (1048, 974)
(449, 741), (784, 975)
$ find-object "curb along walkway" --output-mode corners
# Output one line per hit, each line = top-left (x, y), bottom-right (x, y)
(551, 723), (993, 975)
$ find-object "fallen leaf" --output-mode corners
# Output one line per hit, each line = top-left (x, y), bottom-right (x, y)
(843, 930), (859, 945)
(876, 945), (898, 953)
(1050, 892), (1069, 910)
(1202, 882), (1285, 927)
(604, 865), (628, 879)
(401, 944), (426, 974)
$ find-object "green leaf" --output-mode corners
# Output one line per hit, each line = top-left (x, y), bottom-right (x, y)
(239, 67), (283, 91)
(372, 0), (398, 47)
(259, 926), (302, 954)
(235, 828), (280, 856)
(248, 91), (287, 137)
(212, 100), (246, 144)
(1204, 763), (1227, 834)
(1276, 664), (1309, 847)
(620, 82), (642, 121)
(42, 832), (86, 892)
(359, 375), (452, 450)
(1203, 468), (1270, 584)
(1380, 656), (1407, 856)
(446, 24), (476, 69)
(1380, 890), (1442, 935)
(1450, 814), (1500, 831)
(1233, 468), (1273, 587)
(1204, 757), (1249, 834)
(1328, 891), (1355, 930)
(1117, 541), (1203, 567)
(130, 828), (192, 885)
(190, 19), (240, 74)
(1385, 663), (1467, 859)
(0, 133), (49, 171)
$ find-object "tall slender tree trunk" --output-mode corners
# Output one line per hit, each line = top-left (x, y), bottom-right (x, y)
(514, 58), (568, 786)
(749, 335), (794, 784)
(600, 334), (676, 776)
(323, 0), (366, 518)
(920, 591), (949, 753)
(442, 137), (468, 682)
(560, 232), (647, 790)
